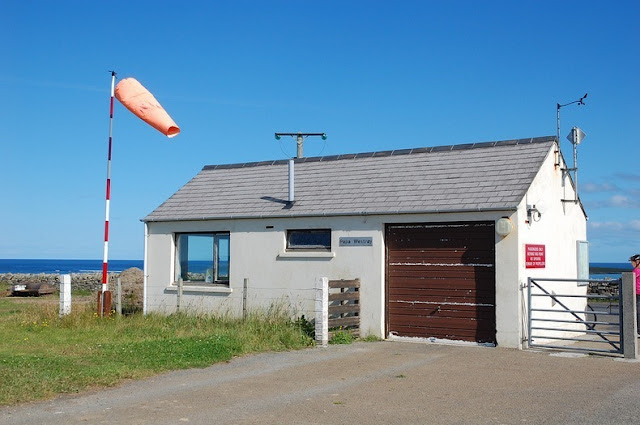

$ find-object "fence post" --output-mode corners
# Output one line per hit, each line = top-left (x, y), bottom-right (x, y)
(315, 277), (328, 347)
(621, 272), (638, 359)
(59, 274), (71, 317)
(177, 278), (183, 313)
(527, 278), (533, 348)
(243, 278), (248, 319)
(116, 277), (122, 315)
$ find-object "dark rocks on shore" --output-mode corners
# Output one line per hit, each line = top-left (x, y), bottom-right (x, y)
(588, 278), (621, 297)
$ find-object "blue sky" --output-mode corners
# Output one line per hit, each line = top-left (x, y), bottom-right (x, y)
(1, 1), (638, 262)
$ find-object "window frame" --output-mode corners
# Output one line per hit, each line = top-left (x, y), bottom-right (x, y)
(286, 228), (332, 251)
(174, 232), (230, 285)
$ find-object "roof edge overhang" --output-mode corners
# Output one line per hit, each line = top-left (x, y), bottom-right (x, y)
(142, 206), (518, 223)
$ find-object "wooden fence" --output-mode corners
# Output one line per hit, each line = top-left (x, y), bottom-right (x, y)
(328, 279), (360, 339)
(315, 277), (361, 346)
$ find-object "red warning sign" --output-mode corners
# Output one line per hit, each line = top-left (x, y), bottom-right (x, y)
(525, 244), (546, 268)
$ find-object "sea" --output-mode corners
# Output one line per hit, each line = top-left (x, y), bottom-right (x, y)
(0, 259), (632, 278)
(589, 262), (633, 280)
(0, 259), (144, 274)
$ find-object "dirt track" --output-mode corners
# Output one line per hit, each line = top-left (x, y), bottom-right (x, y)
(2, 340), (640, 425)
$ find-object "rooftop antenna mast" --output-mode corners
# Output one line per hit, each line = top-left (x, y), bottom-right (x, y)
(556, 93), (588, 204)
(563, 126), (586, 204)
(275, 132), (327, 158)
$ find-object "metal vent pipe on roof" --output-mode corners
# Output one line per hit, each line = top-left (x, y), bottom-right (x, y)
(288, 158), (294, 203)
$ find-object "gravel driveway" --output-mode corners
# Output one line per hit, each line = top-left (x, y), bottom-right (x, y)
(2, 340), (640, 425)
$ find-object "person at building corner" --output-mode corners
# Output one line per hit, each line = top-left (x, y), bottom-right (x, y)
(630, 254), (640, 336)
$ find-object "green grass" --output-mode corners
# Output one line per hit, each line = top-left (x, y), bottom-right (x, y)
(0, 281), (11, 297)
(70, 288), (94, 297)
(0, 298), (313, 406)
(359, 334), (383, 342)
(330, 329), (356, 345)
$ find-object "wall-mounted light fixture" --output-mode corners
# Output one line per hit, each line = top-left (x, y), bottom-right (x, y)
(526, 204), (542, 223)
(496, 217), (514, 237)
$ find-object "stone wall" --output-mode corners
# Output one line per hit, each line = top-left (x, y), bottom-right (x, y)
(1, 272), (108, 292)
(0, 268), (144, 310)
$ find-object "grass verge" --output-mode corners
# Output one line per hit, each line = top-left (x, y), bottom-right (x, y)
(0, 298), (313, 406)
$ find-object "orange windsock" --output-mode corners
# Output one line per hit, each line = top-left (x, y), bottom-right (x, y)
(114, 78), (180, 138)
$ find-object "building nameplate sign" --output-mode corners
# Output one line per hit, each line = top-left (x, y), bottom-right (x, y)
(339, 237), (373, 247)
(525, 244), (546, 268)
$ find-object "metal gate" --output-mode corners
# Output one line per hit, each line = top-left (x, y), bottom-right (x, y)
(527, 277), (622, 355)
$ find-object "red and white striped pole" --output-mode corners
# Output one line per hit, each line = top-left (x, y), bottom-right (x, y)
(100, 71), (116, 317)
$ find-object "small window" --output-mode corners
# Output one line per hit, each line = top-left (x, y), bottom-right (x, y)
(175, 233), (230, 284)
(577, 240), (589, 286)
(286, 229), (331, 250)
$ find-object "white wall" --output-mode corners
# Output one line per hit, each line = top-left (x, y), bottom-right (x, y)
(146, 216), (387, 336)
(512, 145), (588, 347)
(494, 209), (521, 348)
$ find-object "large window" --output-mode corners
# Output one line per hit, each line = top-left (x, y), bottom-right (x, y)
(286, 229), (331, 251)
(175, 233), (230, 284)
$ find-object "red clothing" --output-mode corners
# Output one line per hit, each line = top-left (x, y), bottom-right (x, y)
(634, 266), (640, 294)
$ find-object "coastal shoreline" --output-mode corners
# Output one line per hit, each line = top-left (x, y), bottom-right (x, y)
(589, 266), (631, 274)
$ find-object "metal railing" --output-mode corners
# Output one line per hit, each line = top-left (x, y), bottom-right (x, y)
(527, 277), (622, 356)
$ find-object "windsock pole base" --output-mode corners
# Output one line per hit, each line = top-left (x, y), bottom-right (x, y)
(97, 291), (112, 317)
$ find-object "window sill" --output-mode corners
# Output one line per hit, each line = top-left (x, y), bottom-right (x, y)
(165, 284), (232, 294)
(277, 251), (336, 259)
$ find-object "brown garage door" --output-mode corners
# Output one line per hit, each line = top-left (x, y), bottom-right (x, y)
(386, 221), (496, 344)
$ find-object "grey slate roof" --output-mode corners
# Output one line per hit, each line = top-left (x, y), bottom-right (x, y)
(143, 136), (556, 222)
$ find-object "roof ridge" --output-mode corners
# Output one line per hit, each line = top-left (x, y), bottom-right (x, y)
(202, 135), (556, 171)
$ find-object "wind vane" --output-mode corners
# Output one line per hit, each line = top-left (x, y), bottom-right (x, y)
(556, 93), (587, 142)
(556, 93), (588, 205)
